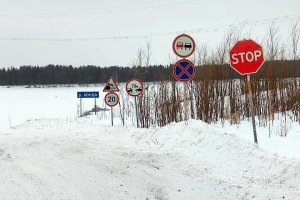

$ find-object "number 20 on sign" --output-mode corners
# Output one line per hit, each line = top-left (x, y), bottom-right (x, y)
(104, 92), (119, 107)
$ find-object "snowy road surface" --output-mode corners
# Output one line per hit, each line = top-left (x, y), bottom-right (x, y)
(0, 118), (299, 200)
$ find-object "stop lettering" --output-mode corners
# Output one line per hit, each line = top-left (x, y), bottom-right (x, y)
(229, 39), (265, 75)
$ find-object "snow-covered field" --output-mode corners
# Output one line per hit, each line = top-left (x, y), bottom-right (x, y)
(0, 85), (109, 130)
(0, 86), (300, 199)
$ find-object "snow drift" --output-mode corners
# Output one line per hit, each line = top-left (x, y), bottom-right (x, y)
(0, 117), (299, 199)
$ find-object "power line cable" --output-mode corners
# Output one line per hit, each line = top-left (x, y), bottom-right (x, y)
(0, 0), (203, 18)
(0, 0), (166, 18)
(0, 14), (299, 42)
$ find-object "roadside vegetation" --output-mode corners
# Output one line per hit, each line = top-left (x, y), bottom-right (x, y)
(0, 22), (299, 134)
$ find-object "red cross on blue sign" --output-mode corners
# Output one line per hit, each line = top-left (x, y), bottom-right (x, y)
(173, 59), (196, 82)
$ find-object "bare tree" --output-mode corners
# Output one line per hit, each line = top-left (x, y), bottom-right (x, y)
(165, 51), (177, 66)
(266, 23), (281, 61)
(130, 37), (152, 68)
(137, 47), (144, 67)
(143, 36), (152, 67)
(289, 20), (300, 60)
(196, 43), (209, 66)
(128, 47), (144, 68)
(280, 43), (287, 61)
(216, 22), (246, 65)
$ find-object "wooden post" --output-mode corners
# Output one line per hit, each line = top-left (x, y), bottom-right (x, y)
(135, 96), (139, 128)
(184, 82), (188, 121)
(247, 74), (258, 144)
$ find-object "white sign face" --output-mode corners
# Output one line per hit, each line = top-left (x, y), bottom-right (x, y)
(104, 92), (119, 107)
(103, 76), (119, 92)
(126, 79), (143, 96)
(172, 34), (195, 58)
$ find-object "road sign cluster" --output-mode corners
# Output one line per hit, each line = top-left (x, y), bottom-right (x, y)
(172, 34), (196, 82)
(172, 35), (265, 78)
(103, 76), (120, 107)
(75, 36), (265, 135)
(77, 76), (144, 109)
(102, 77), (144, 106)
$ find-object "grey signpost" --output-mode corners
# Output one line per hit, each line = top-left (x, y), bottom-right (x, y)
(104, 92), (119, 126)
(172, 34), (196, 122)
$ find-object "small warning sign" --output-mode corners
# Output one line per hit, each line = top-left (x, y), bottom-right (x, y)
(103, 76), (120, 92)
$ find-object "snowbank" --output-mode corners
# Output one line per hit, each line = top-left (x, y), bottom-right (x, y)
(0, 117), (299, 199)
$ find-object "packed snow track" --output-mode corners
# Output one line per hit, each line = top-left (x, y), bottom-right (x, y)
(0, 118), (299, 200)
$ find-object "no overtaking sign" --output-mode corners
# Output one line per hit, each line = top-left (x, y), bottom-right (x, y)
(172, 34), (195, 58)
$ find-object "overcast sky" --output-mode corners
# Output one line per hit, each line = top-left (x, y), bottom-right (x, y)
(0, 0), (299, 68)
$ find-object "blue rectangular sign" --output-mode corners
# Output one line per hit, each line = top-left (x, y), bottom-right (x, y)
(77, 91), (99, 98)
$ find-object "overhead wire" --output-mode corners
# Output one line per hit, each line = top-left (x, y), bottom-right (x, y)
(0, 0), (202, 18)
(0, 14), (299, 42)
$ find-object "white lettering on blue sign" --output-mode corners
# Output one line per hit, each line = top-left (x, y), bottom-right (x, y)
(77, 92), (99, 98)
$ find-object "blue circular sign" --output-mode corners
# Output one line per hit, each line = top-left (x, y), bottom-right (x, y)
(173, 59), (195, 82)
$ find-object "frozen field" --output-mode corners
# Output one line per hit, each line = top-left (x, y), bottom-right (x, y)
(0, 85), (110, 131)
(0, 86), (300, 200)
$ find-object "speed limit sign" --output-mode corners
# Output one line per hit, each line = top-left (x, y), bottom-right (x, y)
(104, 92), (119, 107)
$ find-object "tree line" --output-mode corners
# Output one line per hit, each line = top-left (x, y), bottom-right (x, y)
(0, 60), (299, 86)
(0, 64), (167, 85)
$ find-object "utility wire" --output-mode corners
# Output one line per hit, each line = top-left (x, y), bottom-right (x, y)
(0, 14), (299, 42)
(0, 0), (165, 18)
(0, 0), (203, 18)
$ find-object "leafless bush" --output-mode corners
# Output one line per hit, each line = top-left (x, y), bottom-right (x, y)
(121, 21), (300, 137)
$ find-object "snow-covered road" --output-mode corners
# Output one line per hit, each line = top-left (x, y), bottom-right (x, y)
(0, 118), (299, 200)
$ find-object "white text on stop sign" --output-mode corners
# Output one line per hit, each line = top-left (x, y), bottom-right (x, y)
(231, 50), (262, 64)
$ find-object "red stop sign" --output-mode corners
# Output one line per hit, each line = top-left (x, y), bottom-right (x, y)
(229, 39), (265, 75)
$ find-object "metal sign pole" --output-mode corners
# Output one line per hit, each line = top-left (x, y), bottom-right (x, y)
(104, 92), (119, 126)
(247, 74), (258, 144)
(80, 98), (82, 117)
(135, 96), (139, 128)
(94, 98), (97, 115)
(184, 82), (188, 121)
(111, 107), (113, 126)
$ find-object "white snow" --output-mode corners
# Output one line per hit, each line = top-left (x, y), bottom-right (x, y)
(0, 86), (300, 199)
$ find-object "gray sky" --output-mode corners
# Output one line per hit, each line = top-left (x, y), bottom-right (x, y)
(0, 0), (299, 68)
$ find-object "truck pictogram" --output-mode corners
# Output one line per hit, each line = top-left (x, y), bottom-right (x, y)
(184, 43), (192, 50)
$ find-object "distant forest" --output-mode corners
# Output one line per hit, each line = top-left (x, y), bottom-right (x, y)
(0, 60), (300, 85)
